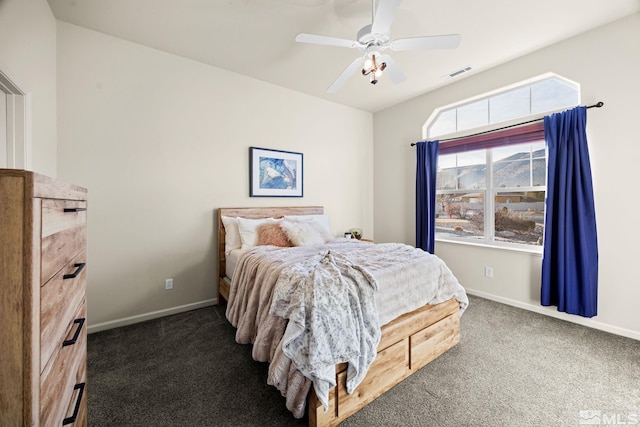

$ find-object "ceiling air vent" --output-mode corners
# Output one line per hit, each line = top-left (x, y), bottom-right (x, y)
(442, 66), (472, 80)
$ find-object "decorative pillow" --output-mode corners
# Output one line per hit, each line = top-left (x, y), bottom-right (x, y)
(257, 223), (293, 247)
(283, 214), (332, 236)
(221, 216), (241, 255)
(280, 219), (332, 246)
(237, 217), (278, 250)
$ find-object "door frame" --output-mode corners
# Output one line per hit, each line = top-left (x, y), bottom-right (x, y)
(0, 68), (31, 170)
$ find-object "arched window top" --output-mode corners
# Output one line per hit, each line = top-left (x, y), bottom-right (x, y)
(423, 73), (580, 139)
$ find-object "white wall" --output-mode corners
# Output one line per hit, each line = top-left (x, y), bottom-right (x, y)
(373, 13), (640, 340)
(0, 0), (57, 176)
(56, 22), (373, 330)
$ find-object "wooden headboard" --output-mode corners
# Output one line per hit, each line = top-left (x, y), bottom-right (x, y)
(217, 206), (324, 282)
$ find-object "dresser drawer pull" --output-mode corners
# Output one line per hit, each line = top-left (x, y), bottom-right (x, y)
(62, 382), (85, 425)
(63, 207), (87, 213)
(63, 263), (86, 280)
(63, 318), (86, 347)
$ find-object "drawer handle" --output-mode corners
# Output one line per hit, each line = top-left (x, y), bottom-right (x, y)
(63, 207), (87, 212)
(63, 263), (86, 280)
(63, 318), (86, 347)
(62, 382), (85, 425)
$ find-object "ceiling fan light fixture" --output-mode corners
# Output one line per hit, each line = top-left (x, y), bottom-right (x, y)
(362, 54), (386, 83)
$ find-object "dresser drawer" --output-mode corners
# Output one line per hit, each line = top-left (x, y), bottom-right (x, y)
(40, 302), (87, 426)
(40, 251), (87, 373)
(69, 352), (88, 426)
(41, 199), (87, 284)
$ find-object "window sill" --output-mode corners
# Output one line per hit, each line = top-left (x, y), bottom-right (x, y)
(435, 237), (543, 256)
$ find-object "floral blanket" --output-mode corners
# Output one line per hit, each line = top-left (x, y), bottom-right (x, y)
(270, 250), (380, 411)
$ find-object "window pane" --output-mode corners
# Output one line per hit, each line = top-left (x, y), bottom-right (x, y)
(494, 191), (545, 246)
(436, 193), (485, 240)
(437, 154), (456, 190)
(429, 109), (457, 138)
(457, 100), (488, 132)
(489, 86), (530, 123)
(532, 145), (545, 159)
(494, 159), (530, 188)
(532, 158), (546, 186)
(531, 78), (579, 114)
(493, 142), (545, 188)
(456, 150), (486, 190)
(437, 151), (486, 190)
(437, 169), (457, 190)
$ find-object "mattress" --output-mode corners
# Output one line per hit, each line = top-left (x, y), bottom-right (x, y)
(226, 248), (245, 281)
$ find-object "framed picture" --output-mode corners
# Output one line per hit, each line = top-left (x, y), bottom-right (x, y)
(249, 147), (303, 197)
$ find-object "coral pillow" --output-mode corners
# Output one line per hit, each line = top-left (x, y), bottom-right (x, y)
(257, 223), (293, 247)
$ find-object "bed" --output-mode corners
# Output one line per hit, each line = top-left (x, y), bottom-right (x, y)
(217, 206), (467, 426)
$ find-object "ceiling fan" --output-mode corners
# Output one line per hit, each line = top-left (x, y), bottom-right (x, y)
(295, 0), (461, 93)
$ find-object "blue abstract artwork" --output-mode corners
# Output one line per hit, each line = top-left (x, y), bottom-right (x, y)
(250, 147), (303, 197)
(259, 156), (297, 190)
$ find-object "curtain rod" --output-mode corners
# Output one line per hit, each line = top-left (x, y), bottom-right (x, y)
(410, 101), (604, 146)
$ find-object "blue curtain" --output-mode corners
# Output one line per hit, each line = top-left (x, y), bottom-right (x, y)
(415, 140), (439, 253)
(541, 106), (598, 318)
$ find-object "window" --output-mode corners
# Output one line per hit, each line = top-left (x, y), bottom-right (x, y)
(425, 74), (579, 138)
(436, 140), (546, 247)
(425, 74), (580, 250)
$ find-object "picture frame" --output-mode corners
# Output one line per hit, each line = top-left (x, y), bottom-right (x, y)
(249, 147), (303, 197)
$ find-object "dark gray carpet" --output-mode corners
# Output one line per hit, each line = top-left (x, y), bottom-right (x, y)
(87, 295), (640, 426)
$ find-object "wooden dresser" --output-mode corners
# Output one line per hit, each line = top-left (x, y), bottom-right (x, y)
(0, 169), (88, 426)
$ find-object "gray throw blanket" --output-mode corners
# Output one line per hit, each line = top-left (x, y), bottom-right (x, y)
(269, 250), (381, 411)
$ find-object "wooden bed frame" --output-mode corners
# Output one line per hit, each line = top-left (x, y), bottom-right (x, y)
(217, 206), (461, 427)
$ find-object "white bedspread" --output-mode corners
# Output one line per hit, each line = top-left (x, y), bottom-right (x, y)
(225, 239), (468, 418)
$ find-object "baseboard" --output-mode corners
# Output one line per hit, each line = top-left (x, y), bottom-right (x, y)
(87, 298), (218, 334)
(466, 289), (640, 341)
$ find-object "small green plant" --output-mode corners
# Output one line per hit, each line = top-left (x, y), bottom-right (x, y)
(349, 228), (362, 240)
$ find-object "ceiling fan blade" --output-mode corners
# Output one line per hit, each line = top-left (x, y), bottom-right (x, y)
(371, 0), (401, 35)
(390, 34), (461, 51)
(378, 54), (406, 84)
(295, 33), (359, 49)
(326, 57), (363, 93)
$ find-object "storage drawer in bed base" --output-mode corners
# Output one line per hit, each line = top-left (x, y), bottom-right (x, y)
(308, 299), (461, 427)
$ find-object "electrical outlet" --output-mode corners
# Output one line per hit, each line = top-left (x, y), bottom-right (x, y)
(484, 266), (493, 278)
(165, 278), (173, 290)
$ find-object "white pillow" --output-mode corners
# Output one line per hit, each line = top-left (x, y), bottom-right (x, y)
(280, 219), (332, 246)
(283, 214), (332, 236)
(237, 217), (278, 250)
(221, 216), (241, 255)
